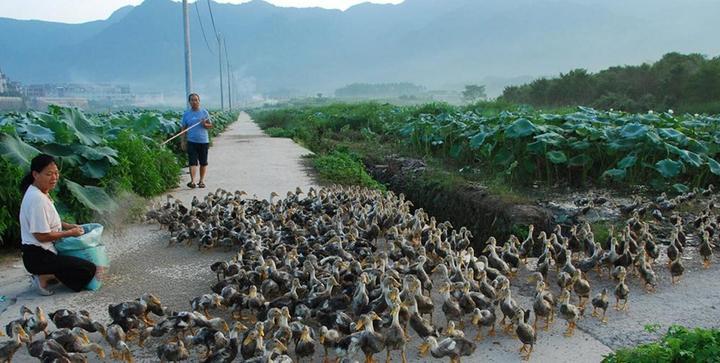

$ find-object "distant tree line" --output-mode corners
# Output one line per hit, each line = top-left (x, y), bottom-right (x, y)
(499, 52), (720, 113)
(335, 82), (426, 98)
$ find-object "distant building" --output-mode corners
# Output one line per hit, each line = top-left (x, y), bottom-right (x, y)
(33, 97), (88, 109)
(0, 96), (24, 110)
(0, 72), (6, 94)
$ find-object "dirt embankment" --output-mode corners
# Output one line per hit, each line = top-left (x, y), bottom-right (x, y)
(366, 156), (554, 249)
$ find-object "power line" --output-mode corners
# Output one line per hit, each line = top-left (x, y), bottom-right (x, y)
(194, 0), (214, 55)
(207, 0), (224, 109)
(206, 0), (220, 40)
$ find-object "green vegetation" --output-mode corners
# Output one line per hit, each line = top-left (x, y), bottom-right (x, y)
(0, 106), (238, 247)
(252, 101), (720, 194)
(313, 150), (385, 190)
(501, 52), (720, 113)
(604, 325), (720, 363)
(462, 85), (487, 102)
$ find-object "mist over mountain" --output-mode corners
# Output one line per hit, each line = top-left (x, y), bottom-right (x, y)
(2, 0), (719, 104)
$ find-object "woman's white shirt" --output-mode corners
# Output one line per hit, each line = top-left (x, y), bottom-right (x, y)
(20, 184), (61, 254)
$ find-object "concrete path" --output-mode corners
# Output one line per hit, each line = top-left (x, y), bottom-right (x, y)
(12, 111), (717, 362)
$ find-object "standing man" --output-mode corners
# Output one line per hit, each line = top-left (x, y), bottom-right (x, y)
(182, 93), (213, 188)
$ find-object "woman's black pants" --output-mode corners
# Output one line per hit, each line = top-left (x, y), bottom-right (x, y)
(21, 244), (96, 292)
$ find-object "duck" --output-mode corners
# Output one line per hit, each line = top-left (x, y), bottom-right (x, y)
(498, 285), (519, 333)
(26, 338), (86, 363)
(418, 335), (476, 363)
(352, 273), (371, 317)
(482, 237), (511, 276)
(409, 278), (434, 321)
(294, 325), (316, 362)
(20, 306), (49, 340)
(49, 327), (105, 359)
(184, 327), (229, 359)
(109, 293), (164, 327)
(157, 339), (190, 362)
(439, 282), (463, 329)
(519, 225), (535, 263)
(191, 293), (224, 318)
(614, 273), (630, 311)
(470, 307), (496, 341)
(512, 308), (536, 361)
(106, 324), (133, 363)
(201, 337), (238, 363)
(319, 326), (341, 363)
(559, 289), (580, 337)
(404, 294), (437, 341)
(532, 281), (553, 331)
(0, 325), (30, 363)
(501, 239), (521, 273)
(637, 257), (656, 293)
(457, 282), (477, 319)
(49, 309), (106, 337)
(670, 253), (685, 284)
(571, 271), (591, 309)
(353, 312), (385, 363)
(699, 230), (714, 268)
(383, 304), (409, 363)
(591, 288), (609, 323)
(241, 322), (265, 359)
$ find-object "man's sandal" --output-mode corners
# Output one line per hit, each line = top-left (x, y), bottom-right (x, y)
(187, 182), (196, 188)
(198, 182), (206, 188)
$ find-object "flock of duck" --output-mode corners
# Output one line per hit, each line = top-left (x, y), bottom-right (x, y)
(1, 184), (718, 362)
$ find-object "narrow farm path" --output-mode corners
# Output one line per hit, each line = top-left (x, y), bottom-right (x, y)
(9, 111), (708, 362)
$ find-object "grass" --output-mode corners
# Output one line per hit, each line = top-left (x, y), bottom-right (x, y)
(603, 325), (720, 363)
(312, 150), (386, 191)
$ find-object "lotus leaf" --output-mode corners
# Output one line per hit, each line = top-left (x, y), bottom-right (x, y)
(504, 118), (536, 138)
(617, 154), (638, 170)
(0, 133), (40, 166)
(546, 151), (567, 164)
(568, 154), (592, 166)
(16, 123), (55, 144)
(619, 123), (648, 139)
(655, 159), (683, 178)
(64, 179), (118, 212)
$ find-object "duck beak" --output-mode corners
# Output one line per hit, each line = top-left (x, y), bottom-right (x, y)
(319, 336), (325, 344)
(355, 320), (364, 331)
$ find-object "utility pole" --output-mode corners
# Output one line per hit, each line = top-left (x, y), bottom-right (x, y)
(223, 38), (232, 111)
(217, 33), (224, 110)
(182, 0), (193, 105)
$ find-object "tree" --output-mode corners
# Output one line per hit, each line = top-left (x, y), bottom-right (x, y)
(462, 85), (486, 102)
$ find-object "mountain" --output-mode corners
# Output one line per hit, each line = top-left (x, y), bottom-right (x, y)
(1, 0), (719, 104)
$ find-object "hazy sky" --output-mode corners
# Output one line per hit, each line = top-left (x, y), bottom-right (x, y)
(0, 0), (404, 24)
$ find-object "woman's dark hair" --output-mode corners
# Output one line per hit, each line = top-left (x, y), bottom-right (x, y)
(20, 154), (56, 194)
(188, 93), (200, 102)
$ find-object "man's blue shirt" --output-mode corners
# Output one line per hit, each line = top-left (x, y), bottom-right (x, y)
(182, 109), (210, 143)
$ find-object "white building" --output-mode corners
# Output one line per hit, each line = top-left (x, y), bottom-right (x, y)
(0, 68), (8, 94)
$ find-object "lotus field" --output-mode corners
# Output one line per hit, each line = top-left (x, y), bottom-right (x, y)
(256, 103), (720, 191)
(0, 106), (238, 245)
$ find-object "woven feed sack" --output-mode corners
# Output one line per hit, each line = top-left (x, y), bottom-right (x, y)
(54, 223), (109, 290)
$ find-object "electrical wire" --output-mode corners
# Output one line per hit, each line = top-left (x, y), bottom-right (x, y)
(194, 0), (215, 55)
(207, 0), (220, 41)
